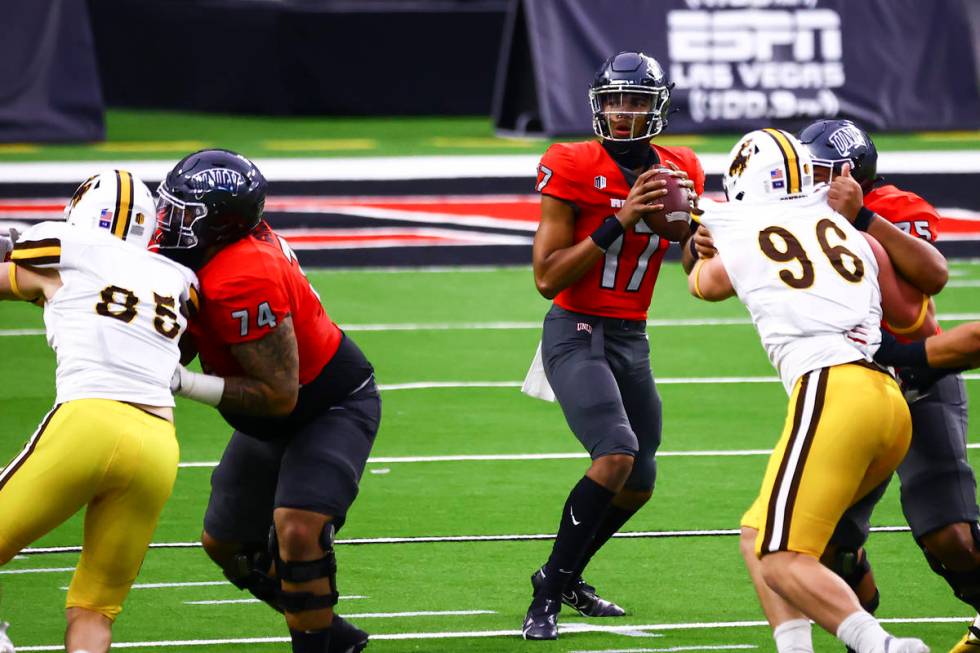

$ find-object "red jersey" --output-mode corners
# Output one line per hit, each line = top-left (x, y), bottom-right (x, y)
(865, 184), (940, 242)
(865, 184), (942, 339)
(535, 140), (705, 320)
(191, 221), (342, 384)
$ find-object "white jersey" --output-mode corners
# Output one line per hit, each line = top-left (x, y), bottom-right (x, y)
(11, 221), (198, 406)
(697, 190), (881, 393)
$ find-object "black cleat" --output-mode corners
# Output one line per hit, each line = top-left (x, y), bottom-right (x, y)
(531, 567), (625, 618)
(522, 594), (560, 640)
(331, 615), (369, 653)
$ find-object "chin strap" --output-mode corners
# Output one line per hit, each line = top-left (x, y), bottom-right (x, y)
(602, 139), (657, 171)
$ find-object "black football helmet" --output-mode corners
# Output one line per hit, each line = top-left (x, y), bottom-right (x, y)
(154, 149), (267, 269)
(590, 51), (672, 141)
(797, 119), (879, 189)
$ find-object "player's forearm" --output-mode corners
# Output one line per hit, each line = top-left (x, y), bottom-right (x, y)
(680, 235), (697, 274)
(925, 323), (980, 369)
(218, 376), (297, 417)
(533, 241), (604, 299)
(866, 217), (948, 295)
(688, 257), (735, 302)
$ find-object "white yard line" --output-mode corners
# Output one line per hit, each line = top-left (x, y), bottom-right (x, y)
(571, 647), (755, 653)
(0, 566), (74, 574)
(14, 616), (974, 650)
(6, 312), (980, 338)
(185, 595), (367, 605)
(177, 442), (980, 469)
(21, 525), (915, 556)
(341, 610), (495, 618)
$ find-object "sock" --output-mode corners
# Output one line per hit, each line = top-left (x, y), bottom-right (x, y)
(290, 627), (331, 653)
(836, 611), (888, 653)
(539, 476), (615, 596)
(575, 504), (639, 577)
(773, 618), (814, 653)
(968, 614), (980, 642)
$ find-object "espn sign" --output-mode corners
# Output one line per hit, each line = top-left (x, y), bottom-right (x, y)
(667, 3), (844, 122)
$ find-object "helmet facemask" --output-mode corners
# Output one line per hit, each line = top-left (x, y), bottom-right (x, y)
(154, 186), (209, 251)
(590, 86), (670, 142)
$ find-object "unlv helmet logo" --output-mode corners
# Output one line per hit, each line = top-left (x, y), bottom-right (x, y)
(189, 168), (245, 195)
(828, 126), (867, 158)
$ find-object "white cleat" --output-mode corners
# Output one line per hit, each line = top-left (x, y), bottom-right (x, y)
(0, 621), (14, 653)
(883, 636), (929, 653)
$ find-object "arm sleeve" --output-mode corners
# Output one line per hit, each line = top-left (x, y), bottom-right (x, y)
(10, 222), (66, 268)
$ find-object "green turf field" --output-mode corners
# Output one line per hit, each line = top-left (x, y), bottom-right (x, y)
(2, 262), (980, 651)
(0, 111), (977, 161)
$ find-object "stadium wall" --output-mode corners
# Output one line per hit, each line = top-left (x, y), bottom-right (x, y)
(86, 0), (508, 116)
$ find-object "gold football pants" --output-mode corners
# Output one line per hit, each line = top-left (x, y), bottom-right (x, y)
(0, 399), (179, 619)
(742, 362), (911, 558)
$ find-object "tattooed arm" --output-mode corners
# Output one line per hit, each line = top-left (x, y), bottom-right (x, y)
(219, 316), (300, 417)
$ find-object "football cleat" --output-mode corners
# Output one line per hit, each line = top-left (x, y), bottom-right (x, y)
(330, 615), (369, 653)
(0, 621), (13, 653)
(882, 636), (929, 653)
(522, 595), (560, 640)
(950, 624), (980, 653)
(531, 568), (626, 618)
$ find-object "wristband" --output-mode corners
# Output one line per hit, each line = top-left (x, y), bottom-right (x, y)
(853, 206), (875, 231)
(872, 331), (928, 368)
(687, 233), (698, 260)
(590, 216), (625, 251)
(173, 366), (225, 406)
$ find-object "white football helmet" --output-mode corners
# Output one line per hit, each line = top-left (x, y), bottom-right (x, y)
(64, 170), (157, 249)
(723, 128), (814, 202)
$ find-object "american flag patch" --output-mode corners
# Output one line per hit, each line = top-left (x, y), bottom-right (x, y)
(98, 208), (113, 228)
(770, 168), (784, 180)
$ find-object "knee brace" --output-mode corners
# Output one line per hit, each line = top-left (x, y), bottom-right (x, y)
(921, 523), (980, 612)
(269, 523), (340, 614)
(826, 547), (879, 613)
(224, 543), (282, 613)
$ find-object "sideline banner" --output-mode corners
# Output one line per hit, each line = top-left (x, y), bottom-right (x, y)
(493, 0), (980, 136)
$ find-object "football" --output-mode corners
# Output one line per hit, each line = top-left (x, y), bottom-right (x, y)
(642, 168), (694, 242)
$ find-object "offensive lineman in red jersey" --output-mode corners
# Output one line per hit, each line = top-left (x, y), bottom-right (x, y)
(521, 52), (704, 640)
(155, 150), (376, 653)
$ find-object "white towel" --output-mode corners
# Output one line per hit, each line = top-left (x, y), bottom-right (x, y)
(521, 341), (556, 402)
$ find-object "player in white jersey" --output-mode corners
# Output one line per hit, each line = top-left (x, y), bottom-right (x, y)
(0, 170), (197, 653)
(688, 129), (928, 653)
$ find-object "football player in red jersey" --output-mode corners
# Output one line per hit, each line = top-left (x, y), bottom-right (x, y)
(155, 150), (375, 653)
(521, 51), (704, 640)
(805, 120), (980, 653)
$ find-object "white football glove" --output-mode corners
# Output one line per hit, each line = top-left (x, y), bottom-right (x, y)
(171, 364), (225, 406)
(0, 620), (14, 653)
(0, 227), (20, 262)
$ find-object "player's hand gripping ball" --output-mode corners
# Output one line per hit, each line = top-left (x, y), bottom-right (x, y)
(643, 169), (693, 242)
